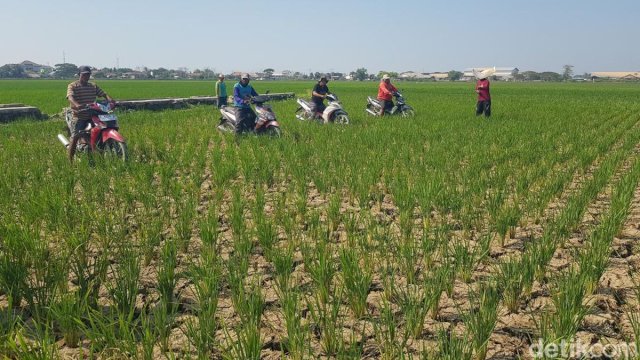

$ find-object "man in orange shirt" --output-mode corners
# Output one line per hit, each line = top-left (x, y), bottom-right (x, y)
(377, 74), (398, 116)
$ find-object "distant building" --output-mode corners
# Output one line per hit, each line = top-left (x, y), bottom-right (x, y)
(591, 72), (640, 80)
(19, 60), (52, 73)
(399, 71), (448, 80)
(463, 67), (519, 81)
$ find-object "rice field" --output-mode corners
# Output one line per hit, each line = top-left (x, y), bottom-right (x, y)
(1, 80), (640, 359)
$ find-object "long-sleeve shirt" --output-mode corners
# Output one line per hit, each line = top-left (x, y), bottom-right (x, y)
(377, 81), (398, 101)
(215, 80), (227, 97)
(233, 82), (259, 108)
(476, 79), (491, 101)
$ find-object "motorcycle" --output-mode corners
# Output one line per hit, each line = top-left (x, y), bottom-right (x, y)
(217, 95), (282, 137)
(295, 93), (350, 124)
(365, 91), (416, 117)
(57, 101), (128, 161)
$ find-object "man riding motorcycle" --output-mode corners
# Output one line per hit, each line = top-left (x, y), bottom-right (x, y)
(66, 65), (114, 162)
(311, 76), (331, 118)
(377, 74), (398, 116)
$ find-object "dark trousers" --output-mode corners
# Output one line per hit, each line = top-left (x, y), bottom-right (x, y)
(312, 101), (326, 116)
(379, 99), (394, 115)
(235, 107), (257, 134)
(217, 96), (228, 109)
(476, 100), (491, 117)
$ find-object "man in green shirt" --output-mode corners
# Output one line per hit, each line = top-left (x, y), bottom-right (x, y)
(215, 74), (228, 108)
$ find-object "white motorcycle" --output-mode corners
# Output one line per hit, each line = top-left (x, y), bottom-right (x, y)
(295, 93), (350, 125)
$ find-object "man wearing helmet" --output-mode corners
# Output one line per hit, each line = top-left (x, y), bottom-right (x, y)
(311, 76), (331, 118)
(233, 73), (259, 134)
(66, 65), (113, 162)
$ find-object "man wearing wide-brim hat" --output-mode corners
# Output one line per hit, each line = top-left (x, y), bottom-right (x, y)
(377, 74), (398, 116)
(474, 68), (493, 117)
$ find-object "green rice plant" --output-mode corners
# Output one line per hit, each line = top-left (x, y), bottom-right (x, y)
(0, 224), (31, 307)
(176, 194), (197, 252)
(25, 237), (67, 321)
(463, 282), (500, 360)
(547, 269), (590, 341)
(108, 244), (141, 317)
(0, 297), (20, 355)
(5, 319), (59, 360)
(495, 204), (521, 246)
(497, 258), (526, 313)
(394, 284), (431, 340)
(64, 229), (109, 310)
(49, 290), (86, 348)
(198, 203), (219, 249)
(229, 186), (247, 241)
(139, 307), (157, 360)
(451, 240), (480, 284)
(271, 244), (295, 296)
(301, 238), (336, 306)
(327, 193), (342, 232)
(625, 309), (640, 360)
(140, 213), (164, 266)
(435, 328), (473, 360)
(157, 240), (178, 307)
(340, 247), (372, 319)
(306, 287), (344, 357)
(256, 214), (277, 261)
(281, 288), (309, 360)
(397, 234), (420, 285)
(373, 296), (405, 360)
(223, 282), (264, 360)
(186, 245), (222, 358)
(426, 265), (450, 320)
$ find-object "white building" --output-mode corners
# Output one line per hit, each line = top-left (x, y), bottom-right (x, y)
(463, 67), (519, 81)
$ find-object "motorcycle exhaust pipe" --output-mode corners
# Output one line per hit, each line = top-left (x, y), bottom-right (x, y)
(365, 109), (378, 116)
(57, 134), (70, 147)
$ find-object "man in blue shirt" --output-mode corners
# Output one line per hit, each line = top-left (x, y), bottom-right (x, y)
(233, 73), (259, 134)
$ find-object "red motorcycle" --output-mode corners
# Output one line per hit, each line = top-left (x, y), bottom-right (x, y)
(57, 101), (128, 161)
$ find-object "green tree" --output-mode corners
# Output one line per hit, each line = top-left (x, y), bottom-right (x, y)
(52, 63), (78, 78)
(263, 68), (274, 79)
(562, 65), (574, 81)
(539, 72), (562, 82)
(0, 64), (26, 78)
(354, 68), (368, 81)
(447, 70), (463, 81)
(376, 71), (398, 79)
(521, 71), (541, 81)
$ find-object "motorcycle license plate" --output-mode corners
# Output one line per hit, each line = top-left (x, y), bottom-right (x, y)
(98, 114), (117, 122)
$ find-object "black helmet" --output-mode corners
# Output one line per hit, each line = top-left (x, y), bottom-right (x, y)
(319, 76), (329, 83)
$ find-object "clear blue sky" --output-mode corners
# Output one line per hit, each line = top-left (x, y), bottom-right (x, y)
(2, 0), (638, 75)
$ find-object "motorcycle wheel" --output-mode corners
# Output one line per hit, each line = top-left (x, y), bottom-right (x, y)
(400, 108), (416, 118)
(333, 113), (350, 125)
(217, 121), (235, 133)
(104, 139), (128, 162)
(295, 107), (308, 121)
(266, 126), (282, 138)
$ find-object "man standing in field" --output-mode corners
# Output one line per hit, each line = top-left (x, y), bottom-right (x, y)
(475, 71), (491, 117)
(377, 74), (398, 116)
(233, 73), (259, 134)
(215, 73), (228, 108)
(311, 76), (331, 118)
(66, 65), (113, 162)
